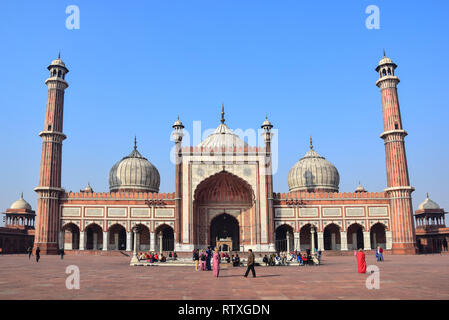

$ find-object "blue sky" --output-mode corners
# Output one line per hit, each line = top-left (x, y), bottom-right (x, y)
(0, 1), (448, 225)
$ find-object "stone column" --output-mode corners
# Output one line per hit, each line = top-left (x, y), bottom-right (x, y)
(136, 233), (141, 251)
(130, 228), (139, 265)
(102, 231), (109, 251)
(294, 232), (300, 252)
(59, 231), (64, 250)
(93, 232), (98, 250)
(317, 232), (324, 251)
(331, 233), (336, 250)
(386, 231), (393, 250)
(310, 228), (316, 251)
(363, 231), (371, 250)
(340, 232), (348, 251)
(150, 232), (156, 252)
(126, 231), (132, 251)
(79, 231), (86, 251)
(286, 232), (290, 253)
(159, 232), (163, 253)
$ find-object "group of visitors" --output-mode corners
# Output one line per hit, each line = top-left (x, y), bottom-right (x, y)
(138, 251), (170, 263)
(192, 247), (214, 271)
(356, 246), (385, 274)
(262, 249), (321, 266)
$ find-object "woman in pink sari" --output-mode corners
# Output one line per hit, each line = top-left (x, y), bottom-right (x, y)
(213, 248), (220, 277)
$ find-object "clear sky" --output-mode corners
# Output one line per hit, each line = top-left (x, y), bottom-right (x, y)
(0, 1), (448, 225)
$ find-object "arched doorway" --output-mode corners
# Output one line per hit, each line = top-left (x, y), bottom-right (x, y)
(136, 224), (150, 251)
(193, 171), (254, 248)
(370, 223), (386, 249)
(275, 224), (294, 252)
(155, 224), (174, 252)
(299, 224), (318, 252)
(324, 223), (341, 250)
(210, 213), (240, 251)
(85, 223), (103, 250)
(347, 223), (364, 250)
(109, 224), (126, 250)
(62, 223), (80, 250)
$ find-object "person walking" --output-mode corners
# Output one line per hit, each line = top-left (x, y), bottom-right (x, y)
(60, 247), (65, 260)
(35, 247), (41, 263)
(193, 249), (200, 271)
(356, 249), (366, 273)
(27, 246), (32, 259)
(244, 249), (256, 278)
(212, 248), (220, 278)
(200, 249), (207, 271)
(206, 246), (212, 271)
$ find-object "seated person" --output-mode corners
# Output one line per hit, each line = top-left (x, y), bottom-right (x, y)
(263, 255), (269, 266)
(173, 252), (178, 260)
(297, 254), (303, 265)
(226, 254), (231, 263)
(169, 252), (173, 259)
(275, 255), (281, 265)
(160, 254), (166, 262)
(154, 253), (159, 262)
(233, 254), (240, 267)
(302, 254), (308, 265)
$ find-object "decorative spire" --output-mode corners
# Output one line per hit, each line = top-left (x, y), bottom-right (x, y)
(220, 103), (225, 124)
(310, 136), (313, 150)
(58, 51), (61, 59)
(134, 136), (137, 150)
(20, 192), (23, 199)
(383, 48), (386, 57)
(426, 192), (429, 199)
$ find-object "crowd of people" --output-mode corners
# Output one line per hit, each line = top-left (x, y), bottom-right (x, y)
(137, 251), (178, 263)
(262, 249), (322, 266)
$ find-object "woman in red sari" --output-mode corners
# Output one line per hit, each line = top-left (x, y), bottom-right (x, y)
(356, 249), (366, 273)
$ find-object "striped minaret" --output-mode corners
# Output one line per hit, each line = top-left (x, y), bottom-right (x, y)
(376, 53), (416, 254)
(33, 55), (69, 255)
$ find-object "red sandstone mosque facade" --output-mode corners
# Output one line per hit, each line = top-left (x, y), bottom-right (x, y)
(5, 54), (444, 256)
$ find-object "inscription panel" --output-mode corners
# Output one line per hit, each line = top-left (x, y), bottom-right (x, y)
(369, 207), (388, 217)
(275, 208), (295, 218)
(155, 208), (174, 218)
(345, 207), (365, 217)
(107, 207), (127, 217)
(85, 208), (103, 217)
(322, 208), (341, 217)
(62, 207), (81, 217)
(131, 208), (150, 218)
(298, 208), (318, 217)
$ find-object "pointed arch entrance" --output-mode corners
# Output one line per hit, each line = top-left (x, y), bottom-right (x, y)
(193, 171), (254, 249)
(210, 213), (239, 251)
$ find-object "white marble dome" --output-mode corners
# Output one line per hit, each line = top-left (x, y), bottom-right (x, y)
(10, 193), (32, 210)
(109, 144), (160, 193)
(288, 144), (340, 192)
(198, 123), (248, 149)
(418, 194), (440, 210)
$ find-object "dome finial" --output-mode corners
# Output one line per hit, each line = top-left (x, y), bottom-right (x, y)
(20, 192), (23, 199)
(134, 136), (137, 150)
(58, 51), (61, 59)
(220, 103), (225, 124)
(426, 192), (429, 198)
(310, 136), (313, 150)
(383, 48), (386, 57)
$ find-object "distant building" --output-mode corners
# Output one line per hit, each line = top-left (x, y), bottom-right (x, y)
(0, 193), (35, 254)
(415, 194), (448, 253)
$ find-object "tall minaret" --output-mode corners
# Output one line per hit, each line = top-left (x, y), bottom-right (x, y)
(172, 115), (184, 250)
(375, 53), (416, 254)
(33, 55), (69, 254)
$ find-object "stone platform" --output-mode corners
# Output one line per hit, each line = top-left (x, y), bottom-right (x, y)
(0, 254), (448, 299)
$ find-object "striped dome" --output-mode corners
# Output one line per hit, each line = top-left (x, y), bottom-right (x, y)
(108, 143), (160, 193)
(288, 144), (340, 193)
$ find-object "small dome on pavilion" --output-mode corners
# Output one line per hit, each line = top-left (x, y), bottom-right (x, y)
(82, 182), (93, 193)
(355, 182), (367, 193)
(10, 193), (32, 210)
(418, 193), (440, 210)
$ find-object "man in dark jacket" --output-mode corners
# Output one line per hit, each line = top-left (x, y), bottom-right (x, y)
(35, 247), (41, 263)
(27, 246), (32, 259)
(244, 249), (256, 278)
(206, 246), (212, 270)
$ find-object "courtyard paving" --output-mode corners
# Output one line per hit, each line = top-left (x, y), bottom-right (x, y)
(0, 254), (448, 300)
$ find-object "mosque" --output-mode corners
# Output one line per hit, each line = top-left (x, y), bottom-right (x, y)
(2, 54), (447, 255)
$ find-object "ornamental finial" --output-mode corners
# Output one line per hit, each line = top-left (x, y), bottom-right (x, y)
(134, 136), (137, 150)
(220, 103), (225, 124)
(383, 48), (386, 57)
(310, 136), (313, 150)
